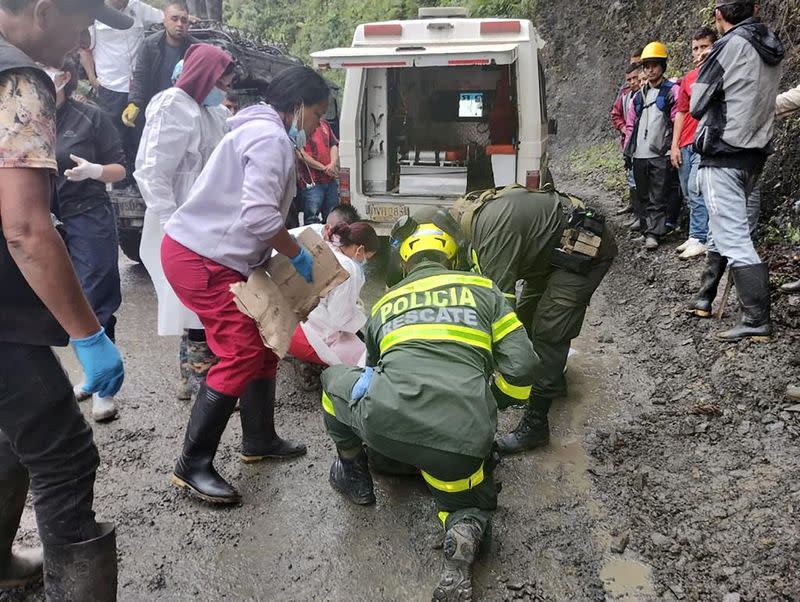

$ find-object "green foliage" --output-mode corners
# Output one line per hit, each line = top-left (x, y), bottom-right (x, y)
(225, 0), (537, 68)
(568, 140), (627, 197)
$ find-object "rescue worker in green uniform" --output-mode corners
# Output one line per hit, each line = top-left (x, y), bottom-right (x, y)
(450, 186), (618, 453)
(320, 209), (537, 601)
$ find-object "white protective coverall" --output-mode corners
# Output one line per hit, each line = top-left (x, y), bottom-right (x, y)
(134, 87), (228, 335)
(300, 245), (367, 367)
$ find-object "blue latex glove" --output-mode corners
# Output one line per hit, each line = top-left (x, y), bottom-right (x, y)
(71, 328), (125, 398)
(289, 245), (314, 283)
(351, 367), (374, 401)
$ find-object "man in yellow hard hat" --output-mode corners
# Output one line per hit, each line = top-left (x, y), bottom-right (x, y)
(320, 207), (537, 600)
(623, 40), (681, 250)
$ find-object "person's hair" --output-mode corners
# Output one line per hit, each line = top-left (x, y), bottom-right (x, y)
(265, 66), (330, 113)
(405, 250), (452, 269)
(328, 204), (361, 224)
(625, 63), (641, 75)
(330, 221), (379, 253)
(221, 61), (235, 78)
(0, 0), (33, 14)
(61, 54), (79, 99)
(692, 26), (718, 43)
(717, 2), (754, 25)
(164, 1), (189, 12)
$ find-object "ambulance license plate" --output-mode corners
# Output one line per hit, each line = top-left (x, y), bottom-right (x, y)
(367, 202), (408, 223)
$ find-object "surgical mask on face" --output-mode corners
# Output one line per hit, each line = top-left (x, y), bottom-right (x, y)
(171, 60), (184, 84)
(356, 247), (368, 276)
(288, 107), (307, 150)
(45, 69), (67, 93)
(202, 87), (225, 107)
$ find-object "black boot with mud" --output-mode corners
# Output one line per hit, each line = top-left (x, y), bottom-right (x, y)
(43, 522), (117, 601)
(432, 519), (484, 602)
(687, 251), (728, 318)
(0, 471), (43, 589)
(239, 378), (307, 462)
(172, 383), (241, 504)
(497, 399), (551, 455)
(715, 263), (772, 342)
(329, 448), (376, 505)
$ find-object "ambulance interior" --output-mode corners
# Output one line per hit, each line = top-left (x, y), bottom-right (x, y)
(361, 63), (518, 197)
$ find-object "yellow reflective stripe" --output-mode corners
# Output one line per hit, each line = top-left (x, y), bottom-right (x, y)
(422, 463), (485, 493)
(438, 511), (450, 528)
(495, 373), (531, 401)
(470, 248), (482, 274)
(492, 311), (523, 342)
(371, 274), (493, 316)
(380, 324), (491, 353)
(321, 391), (336, 417)
(503, 292), (516, 300)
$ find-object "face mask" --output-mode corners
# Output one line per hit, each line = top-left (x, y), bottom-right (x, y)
(288, 107), (307, 150)
(171, 60), (184, 84)
(202, 87), (225, 107)
(356, 247), (368, 276)
(45, 69), (67, 93)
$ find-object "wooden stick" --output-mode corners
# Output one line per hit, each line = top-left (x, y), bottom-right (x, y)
(715, 267), (733, 320)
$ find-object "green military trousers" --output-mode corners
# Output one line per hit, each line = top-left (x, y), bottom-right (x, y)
(321, 365), (497, 532)
(516, 224), (618, 401)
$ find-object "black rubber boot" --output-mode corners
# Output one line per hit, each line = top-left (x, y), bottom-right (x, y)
(496, 398), (552, 455)
(239, 379), (307, 463)
(716, 263), (772, 342)
(329, 448), (376, 505)
(686, 251), (728, 318)
(432, 519), (484, 602)
(43, 522), (117, 602)
(0, 471), (42, 589)
(616, 187), (637, 215)
(172, 383), (241, 504)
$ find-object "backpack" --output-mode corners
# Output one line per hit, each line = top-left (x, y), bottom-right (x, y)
(632, 79), (676, 117)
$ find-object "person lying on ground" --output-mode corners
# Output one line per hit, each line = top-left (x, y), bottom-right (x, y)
(288, 221), (380, 371)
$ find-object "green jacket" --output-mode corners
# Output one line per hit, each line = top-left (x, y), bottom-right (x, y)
(362, 261), (536, 458)
(470, 187), (567, 305)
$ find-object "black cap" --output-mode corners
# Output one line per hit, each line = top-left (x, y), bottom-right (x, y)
(715, 0), (753, 7)
(57, 0), (134, 30)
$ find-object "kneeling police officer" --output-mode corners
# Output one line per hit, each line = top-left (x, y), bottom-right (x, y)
(321, 208), (536, 601)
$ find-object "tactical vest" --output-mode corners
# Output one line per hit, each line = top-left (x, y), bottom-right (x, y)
(0, 37), (68, 346)
(450, 184), (585, 243)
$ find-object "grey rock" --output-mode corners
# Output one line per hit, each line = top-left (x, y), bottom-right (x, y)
(722, 594), (741, 602)
(611, 531), (629, 554)
(651, 532), (671, 547)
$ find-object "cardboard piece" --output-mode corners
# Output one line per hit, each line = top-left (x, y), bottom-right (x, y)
(230, 229), (349, 358)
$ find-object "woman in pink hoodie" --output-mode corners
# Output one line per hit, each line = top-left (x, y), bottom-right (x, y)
(161, 66), (330, 505)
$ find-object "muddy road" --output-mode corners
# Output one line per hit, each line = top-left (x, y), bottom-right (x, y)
(4, 173), (798, 602)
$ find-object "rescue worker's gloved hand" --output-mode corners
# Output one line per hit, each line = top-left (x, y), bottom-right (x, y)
(71, 328), (125, 398)
(121, 103), (140, 127)
(351, 367), (374, 401)
(64, 154), (103, 182)
(289, 245), (314, 283)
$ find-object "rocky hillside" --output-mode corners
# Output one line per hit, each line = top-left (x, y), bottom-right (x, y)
(535, 0), (800, 226)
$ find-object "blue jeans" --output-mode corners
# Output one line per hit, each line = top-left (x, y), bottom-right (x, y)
(301, 181), (339, 224)
(679, 146), (708, 243)
(62, 203), (122, 339)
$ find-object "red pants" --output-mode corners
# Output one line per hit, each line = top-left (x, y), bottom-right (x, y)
(288, 325), (325, 365)
(161, 235), (277, 397)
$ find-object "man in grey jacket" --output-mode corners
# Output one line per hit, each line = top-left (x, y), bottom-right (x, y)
(687, 0), (784, 341)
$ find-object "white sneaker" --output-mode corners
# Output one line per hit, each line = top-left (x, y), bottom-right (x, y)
(73, 382), (91, 402)
(92, 394), (118, 423)
(676, 237), (695, 253)
(679, 239), (708, 260)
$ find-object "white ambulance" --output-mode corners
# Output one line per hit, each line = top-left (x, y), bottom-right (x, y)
(312, 7), (556, 233)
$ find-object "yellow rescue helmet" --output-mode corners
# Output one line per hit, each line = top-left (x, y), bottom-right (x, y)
(398, 223), (459, 263)
(640, 41), (668, 61)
